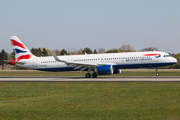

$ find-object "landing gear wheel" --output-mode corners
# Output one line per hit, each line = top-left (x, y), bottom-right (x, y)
(155, 67), (160, 76)
(92, 73), (97, 78)
(85, 73), (91, 78)
(156, 73), (160, 76)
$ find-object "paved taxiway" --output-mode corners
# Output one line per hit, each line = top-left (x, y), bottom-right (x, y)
(0, 77), (180, 82)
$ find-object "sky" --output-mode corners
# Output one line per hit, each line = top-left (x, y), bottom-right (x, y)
(0, 0), (180, 54)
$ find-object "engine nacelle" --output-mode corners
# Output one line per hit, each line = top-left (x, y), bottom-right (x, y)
(113, 69), (121, 74)
(97, 65), (113, 75)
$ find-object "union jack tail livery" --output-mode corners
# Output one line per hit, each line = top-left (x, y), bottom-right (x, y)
(7, 36), (35, 65)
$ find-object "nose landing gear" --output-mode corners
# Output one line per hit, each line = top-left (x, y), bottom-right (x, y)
(156, 67), (160, 76)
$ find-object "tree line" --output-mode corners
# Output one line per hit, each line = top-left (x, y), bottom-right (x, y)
(0, 49), (8, 70)
(0, 44), (180, 69)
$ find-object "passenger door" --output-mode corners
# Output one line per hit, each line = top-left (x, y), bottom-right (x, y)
(32, 58), (37, 67)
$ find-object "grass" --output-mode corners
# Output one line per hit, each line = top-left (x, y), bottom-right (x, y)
(0, 69), (180, 77)
(0, 82), (180, 120)
(0, 70), (180, 119)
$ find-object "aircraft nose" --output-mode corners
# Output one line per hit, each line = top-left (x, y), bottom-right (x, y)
(173, 58), (177, 63)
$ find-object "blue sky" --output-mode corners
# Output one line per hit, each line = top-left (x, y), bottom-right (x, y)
(1, 0), (180, 53)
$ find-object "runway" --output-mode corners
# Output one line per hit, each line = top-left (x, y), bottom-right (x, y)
(0, 77), (180, 82)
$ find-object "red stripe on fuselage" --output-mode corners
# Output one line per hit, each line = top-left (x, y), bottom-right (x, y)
(143, 54), (160, 56)
(11, 39), (26, 49)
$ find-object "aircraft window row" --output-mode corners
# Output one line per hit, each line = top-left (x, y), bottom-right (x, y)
(73, 56), (151, 62)
(41, 56), (151, 63)
(104, 56), (150, 60)
(73, 59), (100, 61)
(41, 61), (57, 63)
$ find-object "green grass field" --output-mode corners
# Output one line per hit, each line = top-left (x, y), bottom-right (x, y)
(0, 82), (180, 120)
(0, 69), (180, 77)
(0, 70), (180, 119)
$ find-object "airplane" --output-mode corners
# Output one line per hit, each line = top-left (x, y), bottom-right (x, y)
(5, 36), (177, 78)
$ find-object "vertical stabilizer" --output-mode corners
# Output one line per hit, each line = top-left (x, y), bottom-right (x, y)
(10, 36), (35, 62)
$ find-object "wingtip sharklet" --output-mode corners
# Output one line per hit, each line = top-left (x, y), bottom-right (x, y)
(50, 51), (65, 62)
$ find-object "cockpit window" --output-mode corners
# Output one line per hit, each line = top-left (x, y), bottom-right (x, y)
(164, 55), (171, 57)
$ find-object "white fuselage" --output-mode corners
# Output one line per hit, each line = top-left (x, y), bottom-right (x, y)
(16, 51), (177, 71)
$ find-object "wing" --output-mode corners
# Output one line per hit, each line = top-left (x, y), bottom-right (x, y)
(50, 51), (97, 71)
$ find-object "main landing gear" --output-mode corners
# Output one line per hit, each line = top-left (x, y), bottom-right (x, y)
(85, 73), (98, 78)
(85, 73), (91, 78)
(156, 67), (160, 76)
(92, 73), (98, 78)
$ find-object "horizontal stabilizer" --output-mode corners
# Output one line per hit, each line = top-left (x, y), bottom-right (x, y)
(4, 60), (26, 65)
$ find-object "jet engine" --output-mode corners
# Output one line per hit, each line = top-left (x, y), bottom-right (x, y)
(97, 65), (113, 75)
